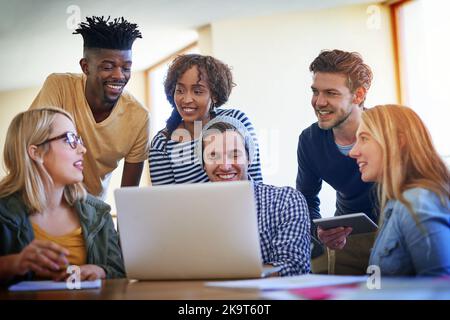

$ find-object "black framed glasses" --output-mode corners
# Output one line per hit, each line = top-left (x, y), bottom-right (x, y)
(36, 132), (84, 149)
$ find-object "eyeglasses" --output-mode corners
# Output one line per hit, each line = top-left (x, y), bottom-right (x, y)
(36, 132), (84, 150)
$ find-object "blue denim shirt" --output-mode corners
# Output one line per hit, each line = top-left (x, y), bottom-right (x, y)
(369, 188), (450, 276)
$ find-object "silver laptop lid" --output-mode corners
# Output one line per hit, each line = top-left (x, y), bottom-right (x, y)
(114, 181), (263, 280)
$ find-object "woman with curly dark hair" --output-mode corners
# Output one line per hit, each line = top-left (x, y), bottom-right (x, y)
(149, 54), (263, 184)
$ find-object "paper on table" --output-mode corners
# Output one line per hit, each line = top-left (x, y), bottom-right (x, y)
(205, 274), (367, 290)
(8, 279), (102, 292)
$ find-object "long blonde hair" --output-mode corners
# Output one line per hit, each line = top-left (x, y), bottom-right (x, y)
(0, 107), (87, 213)
(361, 105), (449, 221)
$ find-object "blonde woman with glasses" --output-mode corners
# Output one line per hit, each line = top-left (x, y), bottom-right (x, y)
(349, 104), (450, 276)
(0, 108), (125, 285)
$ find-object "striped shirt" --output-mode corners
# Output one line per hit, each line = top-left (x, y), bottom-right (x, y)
(254, 182), (311, 276)
(149, 108), (263, 185)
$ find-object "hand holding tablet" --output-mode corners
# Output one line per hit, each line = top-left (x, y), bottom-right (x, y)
(313, 213), (378, 235)
(314, 213), (377, 250)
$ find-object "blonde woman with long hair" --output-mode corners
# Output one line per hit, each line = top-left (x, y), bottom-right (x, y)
(349, 104), (450, 276)
(0, 108), (124, 284)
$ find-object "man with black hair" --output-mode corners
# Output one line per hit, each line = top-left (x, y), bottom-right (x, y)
(30, 16), (150, 199)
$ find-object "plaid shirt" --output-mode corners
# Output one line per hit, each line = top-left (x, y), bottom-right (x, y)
(253, 182), (311, 276)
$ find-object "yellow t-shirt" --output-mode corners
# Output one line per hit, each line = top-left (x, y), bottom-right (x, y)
(30, 73), (150, 198)
(31, 222), (87, 267)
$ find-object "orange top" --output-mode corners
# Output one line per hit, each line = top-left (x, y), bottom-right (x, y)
(32, 223), (87, 267)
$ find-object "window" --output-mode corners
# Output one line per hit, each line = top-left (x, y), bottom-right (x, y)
(394, 0), (450, 164)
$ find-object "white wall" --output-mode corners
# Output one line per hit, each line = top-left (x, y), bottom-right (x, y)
(201, 3), (398, 216)
(0, 87), (40, 177)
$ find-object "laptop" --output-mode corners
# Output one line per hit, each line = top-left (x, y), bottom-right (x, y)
(114, 181), (276, 280)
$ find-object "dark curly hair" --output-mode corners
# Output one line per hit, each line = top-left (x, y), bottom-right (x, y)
(164, 54), (235, 135)
(309, 49), (373, 106)
(73, 16), (142, 50)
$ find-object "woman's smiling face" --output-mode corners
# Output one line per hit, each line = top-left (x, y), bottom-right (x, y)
(349, 123), (383, 182)
(174, 65), (214, 125)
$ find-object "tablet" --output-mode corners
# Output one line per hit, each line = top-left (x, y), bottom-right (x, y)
(313, 213), (378, 235)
